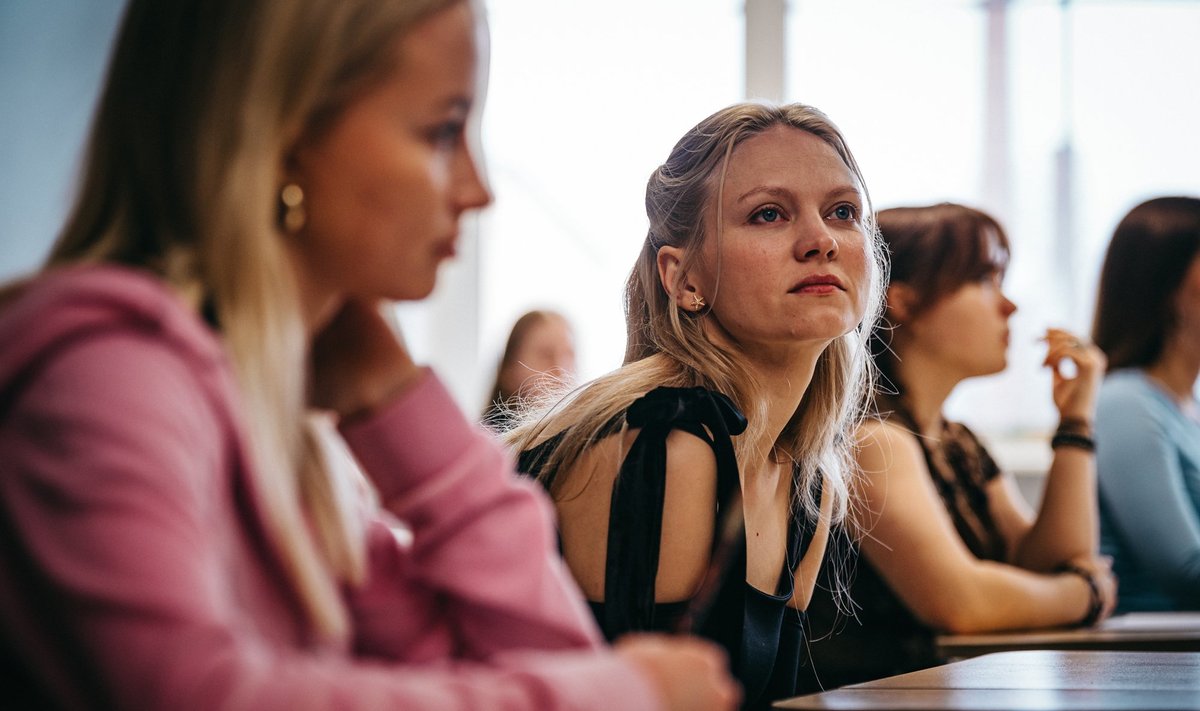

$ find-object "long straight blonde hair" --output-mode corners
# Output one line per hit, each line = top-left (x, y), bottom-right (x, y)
(45, 0), (462, 644)
(512, 102), (887, 528)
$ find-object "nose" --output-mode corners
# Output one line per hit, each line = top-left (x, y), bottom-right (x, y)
(1001, 292), (1017, 316)
(455, 142), (493, 212)
(794, 216), (839, 262)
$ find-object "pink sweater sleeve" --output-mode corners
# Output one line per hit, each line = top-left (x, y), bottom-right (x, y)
(340, 370), (608, 659)
(0, 333), (660, 711)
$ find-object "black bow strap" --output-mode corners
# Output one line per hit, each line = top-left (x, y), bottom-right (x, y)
(625, 386), (748, 435)
(602, 386), (747, 637)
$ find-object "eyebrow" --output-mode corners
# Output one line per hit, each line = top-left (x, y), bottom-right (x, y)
(734, 184), (863, 204)
(442, 96), (473, 115)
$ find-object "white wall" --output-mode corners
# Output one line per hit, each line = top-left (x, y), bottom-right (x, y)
(0, 1), (125, 280)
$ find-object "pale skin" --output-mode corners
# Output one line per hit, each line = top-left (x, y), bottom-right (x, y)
(499, 314), (578, 399)
(553, 126), (870, 615)
(855, 275), (1117, 634)
(285, 4), (738, 710)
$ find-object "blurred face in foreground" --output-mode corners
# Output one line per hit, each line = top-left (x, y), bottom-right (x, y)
(288, 1), (492, 314)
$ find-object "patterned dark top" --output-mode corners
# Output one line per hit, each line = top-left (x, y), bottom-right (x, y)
(798, 401), (1005, 692)
(518, 386), (821, 710)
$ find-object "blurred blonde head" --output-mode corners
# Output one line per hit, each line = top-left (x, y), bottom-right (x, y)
(46, 0), (466, 643)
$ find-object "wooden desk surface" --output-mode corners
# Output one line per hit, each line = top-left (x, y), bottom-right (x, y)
(774, 650), (1200, 710)
(937, 612), (1200, 658)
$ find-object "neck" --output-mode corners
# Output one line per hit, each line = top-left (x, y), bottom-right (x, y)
(735, 340), (827, 457)
(894, 347), (962, 437)
(287, 247), (343, 338)
(1145, 334), (1200, 403)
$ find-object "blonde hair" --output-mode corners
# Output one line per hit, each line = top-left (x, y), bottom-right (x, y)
(45, 0), (462, 643)
(512, 102), (887, 529)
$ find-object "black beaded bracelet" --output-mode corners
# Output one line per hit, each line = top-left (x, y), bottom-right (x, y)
(1051, 431), (1096, 452)
(1056, 564), (1103, 627)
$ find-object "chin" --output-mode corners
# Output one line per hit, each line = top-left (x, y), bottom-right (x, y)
(387, 276), (437, 302)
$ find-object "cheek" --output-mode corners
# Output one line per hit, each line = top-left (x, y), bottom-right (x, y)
(843, 238), (874, 316)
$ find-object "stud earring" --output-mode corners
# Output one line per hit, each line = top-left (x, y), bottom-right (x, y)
(280, 183), (306, 233)
(691, 293), (706, 310)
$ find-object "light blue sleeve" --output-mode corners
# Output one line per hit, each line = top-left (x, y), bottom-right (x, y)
(1095, 378), (1200, 605)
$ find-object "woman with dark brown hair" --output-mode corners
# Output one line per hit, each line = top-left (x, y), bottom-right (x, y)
(1092, 196), (1200, 612)
(801, 203), (1116, 691)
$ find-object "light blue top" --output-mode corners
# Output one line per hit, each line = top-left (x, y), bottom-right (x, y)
(1096, 369), (1200, 612)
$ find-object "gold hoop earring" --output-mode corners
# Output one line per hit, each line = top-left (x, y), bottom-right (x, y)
(691, 293), (706, 310)
(280, 183), (306, 233)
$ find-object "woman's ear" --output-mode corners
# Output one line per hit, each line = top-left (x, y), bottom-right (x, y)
(886, 283), (917, 322)
(656, 246), (706, 312)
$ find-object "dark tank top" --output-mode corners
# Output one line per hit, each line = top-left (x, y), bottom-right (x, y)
(798, 402), (1005, 692)
(518, 386), (821, 710)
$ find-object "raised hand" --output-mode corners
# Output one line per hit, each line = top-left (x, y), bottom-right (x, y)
(1041, 328), (1106, 422)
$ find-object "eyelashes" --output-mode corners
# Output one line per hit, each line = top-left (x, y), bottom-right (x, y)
(746, 202), (860, 225)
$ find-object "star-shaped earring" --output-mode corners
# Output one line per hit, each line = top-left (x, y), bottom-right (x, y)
(691, 294), (706, 310)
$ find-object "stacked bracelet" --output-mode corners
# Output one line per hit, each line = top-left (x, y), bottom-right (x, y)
(1051, 431), (1096, 452)
(1057, 564), (1103, 627)
(1051, 417), (1096, 452)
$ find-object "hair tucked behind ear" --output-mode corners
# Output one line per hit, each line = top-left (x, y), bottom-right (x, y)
(511, 101), (887, 540)
(43, 0), (462, 644)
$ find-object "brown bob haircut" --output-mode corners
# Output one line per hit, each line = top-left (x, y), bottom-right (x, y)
(869, 203), (1011, 395)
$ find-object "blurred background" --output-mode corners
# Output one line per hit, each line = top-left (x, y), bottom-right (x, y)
(2, 0), (1198, 492)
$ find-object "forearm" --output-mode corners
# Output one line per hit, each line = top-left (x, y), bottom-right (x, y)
(341, 370), (605, 657)
(1013, 446), (1098, 570)
(914, 561), (1094, 634)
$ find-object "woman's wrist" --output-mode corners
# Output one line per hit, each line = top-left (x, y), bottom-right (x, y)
(338, 364), (425, 423)
(1056, 416), (1093, 435)
(1056, 564), (1103, 627)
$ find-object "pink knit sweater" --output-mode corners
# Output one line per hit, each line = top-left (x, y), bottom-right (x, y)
(0, 265), (659, 710)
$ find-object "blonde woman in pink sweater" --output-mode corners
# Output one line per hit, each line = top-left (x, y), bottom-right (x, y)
(0, 1), (737, 709)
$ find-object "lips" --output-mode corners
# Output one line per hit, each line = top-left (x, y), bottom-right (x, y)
(789, 274), (845, 293)
(435, 237), (458, 259)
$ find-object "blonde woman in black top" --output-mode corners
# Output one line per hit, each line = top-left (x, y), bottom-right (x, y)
(513, 101), (887, 709)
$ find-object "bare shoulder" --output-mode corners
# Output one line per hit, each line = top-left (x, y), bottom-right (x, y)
(658, 428), (720, 601)
(855, 419), (925, 480)
(663, 428), (718, 475)
(553, 423), (721, 603)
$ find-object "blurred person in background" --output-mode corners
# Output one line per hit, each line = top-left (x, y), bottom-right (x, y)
(802, 203), (1116, 691)
(483, 309), (577, 432)
(1092, 196), (1200, 612)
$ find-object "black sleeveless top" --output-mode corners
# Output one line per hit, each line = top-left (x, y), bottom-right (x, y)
(518, 386), (821, 710)
(798, 403), (1005, 692)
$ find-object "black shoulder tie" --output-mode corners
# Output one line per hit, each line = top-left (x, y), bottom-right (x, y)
(602, 386), (746, 637)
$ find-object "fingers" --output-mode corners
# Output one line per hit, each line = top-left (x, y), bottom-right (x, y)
(1041, 328), (1102, 374)
(1041, 328), (1106, 420)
